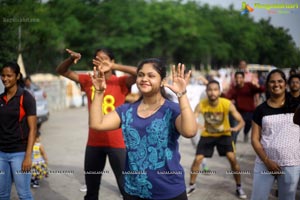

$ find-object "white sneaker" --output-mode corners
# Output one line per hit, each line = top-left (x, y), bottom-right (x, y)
(236, 188), (247, 199)
(80, 184), (87, 192)
(186, 184), (196, 197)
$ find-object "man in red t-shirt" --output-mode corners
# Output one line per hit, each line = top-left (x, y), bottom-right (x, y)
(56, 48), (136, 200)
(224, 71), (264, 143)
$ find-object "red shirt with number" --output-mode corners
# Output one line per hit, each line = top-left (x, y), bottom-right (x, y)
(79, 74), (130, 148)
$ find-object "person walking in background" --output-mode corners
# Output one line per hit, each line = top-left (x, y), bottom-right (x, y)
(31, 123), (49, 188)
(24, 76), (35, 95)
(0, 62), (37, 200)
(224, 71), (265, 143)
(235, 60), (257, 83)
(89, 59), (197, 200)
(187, 80), (247, 199)
(251, 69), (300, 200)
(56, 48), (136, 200)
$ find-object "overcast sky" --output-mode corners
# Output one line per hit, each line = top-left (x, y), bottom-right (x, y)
(194, 0), (300, 48)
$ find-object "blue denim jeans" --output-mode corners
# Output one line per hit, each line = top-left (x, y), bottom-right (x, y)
(0, 151), (33, 200)
(251, 162), (300, 200)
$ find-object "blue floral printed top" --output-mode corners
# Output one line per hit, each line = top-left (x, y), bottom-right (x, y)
(116, 99), (186, 199)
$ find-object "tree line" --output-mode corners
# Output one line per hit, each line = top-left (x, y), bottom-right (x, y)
(1, 0), (299, 74)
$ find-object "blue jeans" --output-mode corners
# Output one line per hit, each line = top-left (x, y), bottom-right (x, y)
(0, 151), (33, 200)
(251, 162), (300, 200)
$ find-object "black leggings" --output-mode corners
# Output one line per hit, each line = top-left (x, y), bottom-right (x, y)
(123, 191), (187, 200)
(84, 146), (126, 200)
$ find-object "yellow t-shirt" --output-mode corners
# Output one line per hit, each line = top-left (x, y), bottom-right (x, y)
(197, 97), (231, 137)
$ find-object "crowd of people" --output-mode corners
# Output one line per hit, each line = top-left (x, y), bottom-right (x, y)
(0, 50), (299, 200)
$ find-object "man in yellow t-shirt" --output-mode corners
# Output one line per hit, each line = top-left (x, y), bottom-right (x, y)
(187, 80), (247, 199)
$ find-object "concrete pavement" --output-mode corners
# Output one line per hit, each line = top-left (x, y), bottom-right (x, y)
(11, 107), (299, 200)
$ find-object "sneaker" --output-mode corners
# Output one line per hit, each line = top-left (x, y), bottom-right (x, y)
(32, 180), (40, 188)
(186, 184), (196, 197)
(80, 184), (87, 192)
(236, 188), (247, 199)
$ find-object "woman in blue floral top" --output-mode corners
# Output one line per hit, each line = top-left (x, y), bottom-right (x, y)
(89, 58), (197, 200)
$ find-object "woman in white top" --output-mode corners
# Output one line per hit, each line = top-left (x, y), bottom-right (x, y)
(251, 69), (300, 200)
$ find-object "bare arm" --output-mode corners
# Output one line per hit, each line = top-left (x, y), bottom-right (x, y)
(89, 67), (121, 131)
(229, 103), (245, 132)
(194, 103), (205, 131)
(113, 63), (137, 76)
(55, 49), (81, 82)
(39, 144), (48, 164)
(164, 64), (197, 138)
(251, 121), (281, 172)
(112, 63), (137, 88)
(22, 115), (37, 172)
(176, 94), (198, 138)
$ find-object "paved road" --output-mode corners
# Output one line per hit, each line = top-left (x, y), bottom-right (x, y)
(11, 107), (299, 200)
